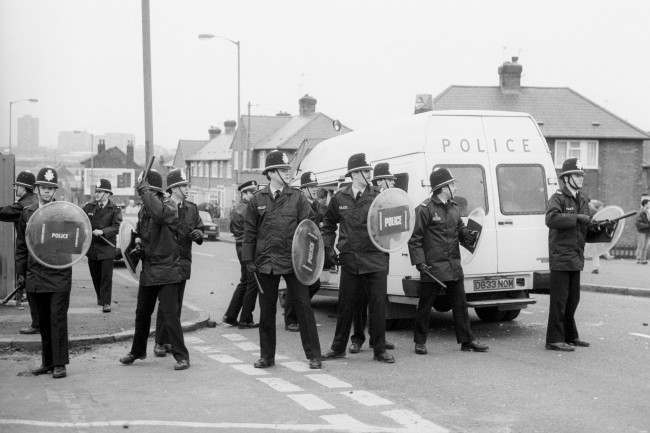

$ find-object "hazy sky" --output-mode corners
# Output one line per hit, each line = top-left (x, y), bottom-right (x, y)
(2, 0), (649, 152)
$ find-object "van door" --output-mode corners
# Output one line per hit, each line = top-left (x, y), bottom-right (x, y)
(480, 115), (551, 273)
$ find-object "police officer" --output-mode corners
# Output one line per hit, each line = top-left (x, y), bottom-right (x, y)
(322, 153), (395, 363)
(348, 163), (397, 354)
(82, 179), (122, 313)
(223, 180), (259, 329)
(0, 170), (39, 332)
(153, 169), (204, 357)
(17, 167), (71, 378)
(408, 167), (488, 355)
(119, 169), (190, 370)
(545, 158), (601, 351)
(243, 150), (322, 369)
(284, 171), (322, 332)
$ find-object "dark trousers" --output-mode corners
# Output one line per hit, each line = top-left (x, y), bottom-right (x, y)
(258, 272), (321, 361)
(130, 283), (189, 362)
(88, 258), (113, 305)
(26, 292), (40, 329)
(33, 291), (70, 367)
(351, 291), (369, 345)
(224, 244), (258, 323)
(155, 281), (186, 345)
(414, 279), (474, 345)
(331, 268), (387, 355)
(546, 270), (581, 344)
(285, 279), (320, 325)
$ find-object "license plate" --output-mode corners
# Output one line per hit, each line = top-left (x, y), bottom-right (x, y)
(473, 278), (515, 291)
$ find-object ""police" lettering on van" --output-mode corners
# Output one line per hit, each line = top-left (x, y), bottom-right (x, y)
(440, 138), (532, 153)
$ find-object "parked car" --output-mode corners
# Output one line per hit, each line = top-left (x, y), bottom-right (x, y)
(199, 210), (219, 240)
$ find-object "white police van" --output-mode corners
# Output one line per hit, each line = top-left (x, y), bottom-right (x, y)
(299, 110), (556, 322)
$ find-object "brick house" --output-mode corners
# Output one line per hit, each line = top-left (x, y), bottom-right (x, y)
(431, 57), (650, 246)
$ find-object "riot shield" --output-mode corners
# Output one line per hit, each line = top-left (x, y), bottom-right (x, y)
(25, 201), (92, 269)
(461, 207), (485, 265)
(119, 220), (141, 279)
(367, 188), (416, 253)
(291, 219), (325, 286)
(585, 205), (625, 259)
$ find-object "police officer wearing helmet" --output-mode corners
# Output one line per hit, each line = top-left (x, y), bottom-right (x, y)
(283, 171), (323, 332)
(545, 158), (600, 351)
(223, 180), (259, 328)
(372, 162), (396, 191)
(82, 179), (122, 313)
(322, 153), (395, 363)
(120, 169), (190, 370)
(408, 167), (488, 355)
(17, 167), (72, 378)
(153, 169), (204, 357)
(243, 150), (322, 369)
(0, 170), (39, 332)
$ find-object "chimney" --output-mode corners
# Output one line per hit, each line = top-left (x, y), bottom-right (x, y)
(498, 56), (523, 93)
(299, 94), (317, 116)
(224, 120), (236, 135)
(126, 140), (134, 165)
(208, 126), (221, 140)
(276, 111), (291, 117)
(98, 139), (106, 154)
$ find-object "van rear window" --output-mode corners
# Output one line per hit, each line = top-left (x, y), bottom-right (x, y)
(434, 165), (487, 217)
(496, 164), (547, 214)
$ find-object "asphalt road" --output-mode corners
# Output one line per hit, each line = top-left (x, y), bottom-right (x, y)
(1, 240), (649, 433)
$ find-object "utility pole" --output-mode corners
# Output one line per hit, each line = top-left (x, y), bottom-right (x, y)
(141, 0), (154, 162)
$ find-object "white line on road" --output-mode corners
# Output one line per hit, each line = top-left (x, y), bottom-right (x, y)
(222, 333), (247, 341)
(280, 361), (311, 372)
(340, 390), (393, 407)
(233, 341), (260, 351)
(207, 354), (243, 364)
(381, 409), (449, 432)
(629, 332), (650, 339)
(193, 251), (215, 257)
(257, 377), (304, 392)
(231, 364), (269, 376)
(320, 414), (371, 430)
(185, 336), (205, 344)
(287, 394), (335, 411)
(305, 374), (352, 389)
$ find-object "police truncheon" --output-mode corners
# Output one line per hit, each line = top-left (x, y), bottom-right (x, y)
(461, 207), (485, 265)
(291, 219), (325, 285)
(25, 201), (92, 269)
(367, 188), (416, 253)
(118, 220), (141, 279)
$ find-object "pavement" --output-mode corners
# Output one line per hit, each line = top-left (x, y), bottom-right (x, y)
(0, 258), (209, 352)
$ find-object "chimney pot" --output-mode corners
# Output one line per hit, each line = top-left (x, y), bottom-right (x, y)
(498, 58), (523, 94)
(299, 94), (317, 116)
(126, 140), (134, 165)
(208, 126), (222, 140)
(98, 139), (106, 154)
(224, 120), (237, 134)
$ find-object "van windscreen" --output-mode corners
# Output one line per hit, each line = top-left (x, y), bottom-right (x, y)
(496, 164), (547, 214)
(434, 165), (487, 217)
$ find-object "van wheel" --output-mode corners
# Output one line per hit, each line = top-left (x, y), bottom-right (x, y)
(475, 307), (520, 322)
(501, 309), (521, 321)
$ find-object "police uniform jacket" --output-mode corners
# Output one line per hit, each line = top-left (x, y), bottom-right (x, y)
(321, 185), (388, 274)
(408, 196), (475, 282)
(243, 185), (312, 274)
(16, 201), (72, 293)
(0, 191), (37, 275)
(176, 200), (203, 280)
(636, 210), (650, 234)
(545, 185), (597, 271)
(83, 199), (122, 260)
(136, 190), (183, 286)
(229, 201), (247, 245)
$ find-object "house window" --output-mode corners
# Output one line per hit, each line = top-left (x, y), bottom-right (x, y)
(554, 140), (598, 169)
(191, 162), (197, 177)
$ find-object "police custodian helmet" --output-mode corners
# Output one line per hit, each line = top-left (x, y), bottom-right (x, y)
(429, 167), (455, 192)
(372, 162), (396, 181)
(346, 153), (373, 175)
(14, 170), (36, 190)
(300, 171), (318, 188)
(95, 178), (113, 194)
(165, 168), (188, 192)
(558, 158), (585, 177)
(139, 169), (164, 193)
(35, 167), (59, 188)
(262, 150), (291, 175)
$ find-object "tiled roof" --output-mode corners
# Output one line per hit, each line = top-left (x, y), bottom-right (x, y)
(187, 132), (234, 161)
(173, 140), (207, 168)
(232, 115), (292, 149)
(81, 146), (142, 169)
(433, 86), (649, 140)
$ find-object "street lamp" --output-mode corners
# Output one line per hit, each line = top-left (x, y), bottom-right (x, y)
(198, 33), (241, 124)
(8, 98), (38, 153)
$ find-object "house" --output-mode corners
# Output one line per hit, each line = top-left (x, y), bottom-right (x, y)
(172, 139), (208, 173)
(431, 57), (650, 246)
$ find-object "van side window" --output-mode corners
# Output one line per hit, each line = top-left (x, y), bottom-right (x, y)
(434, 165), (488, 217)
(496, 164), (547, 214)
(395, 173), (408, 192)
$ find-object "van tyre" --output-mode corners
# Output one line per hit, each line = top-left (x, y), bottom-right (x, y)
(475, 307), (520, 322)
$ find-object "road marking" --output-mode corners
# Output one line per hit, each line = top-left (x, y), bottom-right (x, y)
(320, 414), (370, 430)
(629, 332), (650, 339)
(193, 251), (215, 257)
(381, 409), (449, 432)
(280, 361), (311, 372)
(340, 390), (393, 407)
(233, 341), (260, 351)
(257, 377), (304, 392)
(191, 345), (222, 354)
(287, 394), (335, 411)
(231, 364), (269, 376)
(305, 374), (352, 389)
(208, 354), (243, 364)
(222, 333), (247, 341)
(185, 336), (205, 344)
(276, 354), (291, 360)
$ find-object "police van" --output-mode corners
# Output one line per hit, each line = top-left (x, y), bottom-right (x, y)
(299, 110), (556, 322)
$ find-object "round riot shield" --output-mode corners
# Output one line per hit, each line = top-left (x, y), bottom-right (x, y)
(118, 220), (141, 279)
(461, 207), (485, 265)
(585, 205), (625, 259)
(25, 201), (92, 269)
(292, 219), (325, 286)
(367, 188), (416, 253)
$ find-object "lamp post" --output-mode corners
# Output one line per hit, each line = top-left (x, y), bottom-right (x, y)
(198, 33), (240, 123)
(8, 98), (38, 153)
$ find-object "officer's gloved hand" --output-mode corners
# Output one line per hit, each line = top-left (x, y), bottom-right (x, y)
(16, 274), (25, 288)
(576, 214), (591, 225)
(191, 229), (203, 241)
(245, 261), (257, 274)
(416, 263), (433, 274)
(136, 181), (150, 196)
